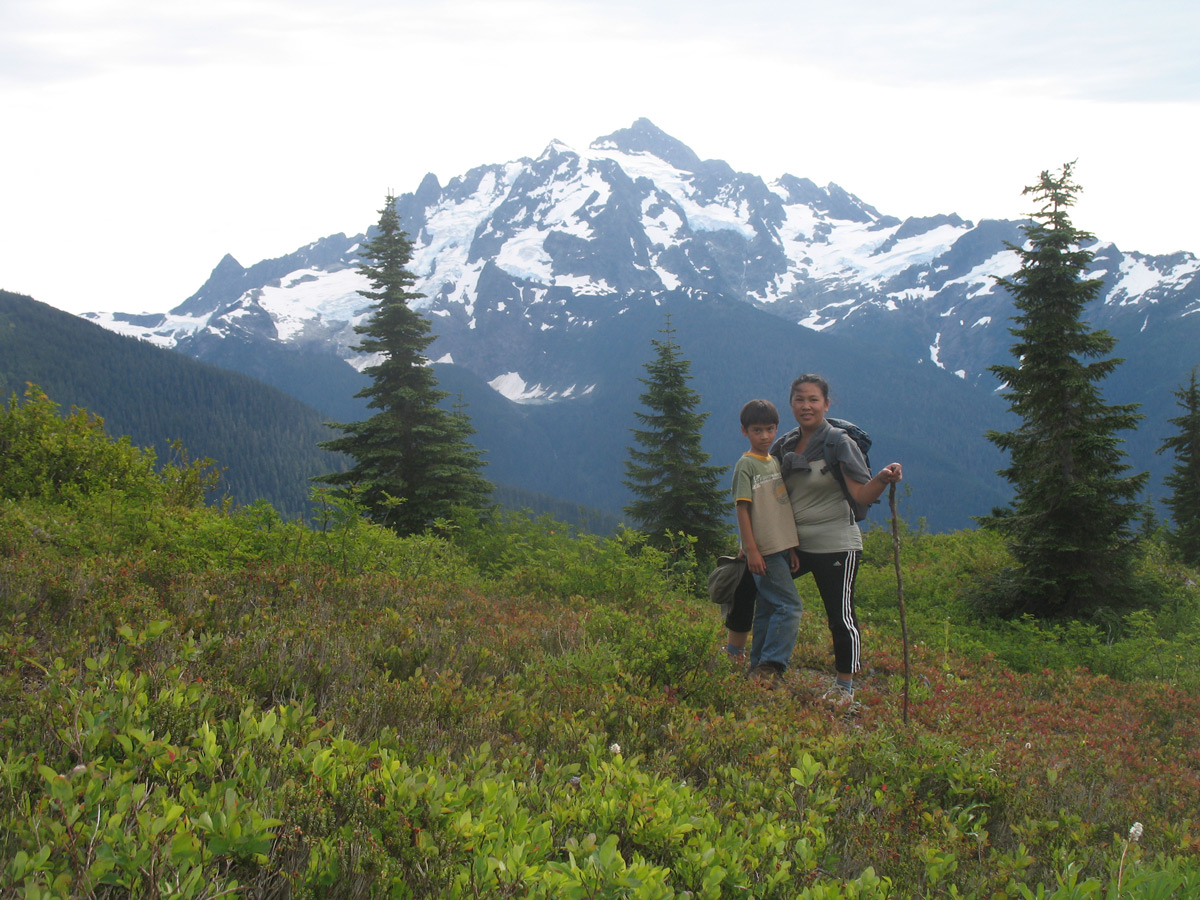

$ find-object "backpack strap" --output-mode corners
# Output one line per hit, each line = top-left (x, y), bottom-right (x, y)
(824, 427), (867, 521)
(823, 428), (853, 502)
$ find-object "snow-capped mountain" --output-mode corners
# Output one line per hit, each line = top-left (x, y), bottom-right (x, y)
(89, 118), (1200, 398)
(81, 119), (1200, 531)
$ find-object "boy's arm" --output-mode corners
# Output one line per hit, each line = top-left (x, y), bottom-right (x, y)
(736, 500), (766, 575)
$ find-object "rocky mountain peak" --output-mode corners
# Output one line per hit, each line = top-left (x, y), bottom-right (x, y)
(591, 117), (704, 172)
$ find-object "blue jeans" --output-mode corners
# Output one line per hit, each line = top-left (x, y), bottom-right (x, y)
(749, 550), (803, 669)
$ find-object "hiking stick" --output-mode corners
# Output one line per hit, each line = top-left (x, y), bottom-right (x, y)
(888, 483), (910, 725)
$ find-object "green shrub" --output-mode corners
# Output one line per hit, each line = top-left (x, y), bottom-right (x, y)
(0, 385), (219, 510)
(5, 388), (1200, 898)
(449, 508), (689, 603)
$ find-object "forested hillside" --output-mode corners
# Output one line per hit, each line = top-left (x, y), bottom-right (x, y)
(0, 290), (624, 530)
(0, 290), (347, 519)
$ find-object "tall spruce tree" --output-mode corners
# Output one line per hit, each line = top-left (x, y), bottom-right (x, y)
(318, 193), (491, 534)
(1157, 367), (1200, 567)
(623, 316), (731, 564)
(983, 163), (1146, 619)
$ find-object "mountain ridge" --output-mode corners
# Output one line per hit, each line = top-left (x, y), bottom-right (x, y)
(73, 119), (1199, 531)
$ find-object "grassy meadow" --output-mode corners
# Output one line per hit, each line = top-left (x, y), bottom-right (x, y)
(2, 388), (1199, 898)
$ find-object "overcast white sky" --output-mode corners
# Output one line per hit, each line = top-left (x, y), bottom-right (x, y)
(3, 0), (1199, 315)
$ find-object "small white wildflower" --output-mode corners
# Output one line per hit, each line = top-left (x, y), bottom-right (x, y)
(1129, 822), (1143, 842)
(609, 742), (621, 755)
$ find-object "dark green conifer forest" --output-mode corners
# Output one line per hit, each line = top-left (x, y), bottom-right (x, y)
(0, 289), (348, 520)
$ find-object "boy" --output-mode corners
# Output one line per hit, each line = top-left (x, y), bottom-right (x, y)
(728, 399), (803, 681)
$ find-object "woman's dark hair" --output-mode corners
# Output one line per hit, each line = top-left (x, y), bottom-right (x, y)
(789, 373), (830, 400)
(740, 399), (779, 428)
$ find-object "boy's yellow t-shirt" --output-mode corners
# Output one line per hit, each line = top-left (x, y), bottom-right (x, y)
(731, 451), (799, 557)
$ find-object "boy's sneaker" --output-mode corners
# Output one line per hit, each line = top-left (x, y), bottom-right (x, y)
(821, 683), (862, 715)
(749, 662), (784, 686)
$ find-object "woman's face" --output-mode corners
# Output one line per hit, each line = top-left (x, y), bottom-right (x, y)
(790, 381), (830, 430)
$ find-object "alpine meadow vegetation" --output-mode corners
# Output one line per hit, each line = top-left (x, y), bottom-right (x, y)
(3, 384), (1200, 899)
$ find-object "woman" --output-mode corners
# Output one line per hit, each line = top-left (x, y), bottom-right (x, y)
(773, 374), (902, 710)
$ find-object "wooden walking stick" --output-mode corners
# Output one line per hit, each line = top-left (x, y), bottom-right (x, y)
(888, 483), (910, 725)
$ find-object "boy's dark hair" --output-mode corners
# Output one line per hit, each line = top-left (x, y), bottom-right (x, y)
(740, 399), (779, 428)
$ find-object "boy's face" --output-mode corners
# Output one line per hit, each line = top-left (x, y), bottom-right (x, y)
(742, 422), (777, 455)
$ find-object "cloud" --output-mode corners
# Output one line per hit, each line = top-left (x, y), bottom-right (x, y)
(8, 1), (1197, 105)
(593, 0), (1200, 102)
(2, 0), (1199, 315)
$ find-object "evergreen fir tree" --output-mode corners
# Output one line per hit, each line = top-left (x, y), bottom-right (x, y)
(318, 193), (492, 534)
(1157, 367), (1200, 567)
(983, 163), (1147, 619)
(623, 316), (732, 564)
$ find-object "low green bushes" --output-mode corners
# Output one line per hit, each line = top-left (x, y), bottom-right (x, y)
(855, 525), (1200, 691)
(2, 386), (1200, 897)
